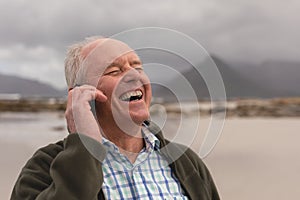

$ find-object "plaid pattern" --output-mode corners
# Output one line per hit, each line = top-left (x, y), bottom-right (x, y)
(101, 126), (188, 200)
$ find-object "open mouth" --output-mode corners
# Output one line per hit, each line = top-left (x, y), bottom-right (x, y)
(119, 90), (143, 102)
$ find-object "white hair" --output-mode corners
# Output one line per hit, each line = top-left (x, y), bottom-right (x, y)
(64, 36), (103, 88)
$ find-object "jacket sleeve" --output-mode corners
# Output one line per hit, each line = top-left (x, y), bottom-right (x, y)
(10, 134), (107, 200)
(166, 142), (221, 200)
(184, 147), (221, 200)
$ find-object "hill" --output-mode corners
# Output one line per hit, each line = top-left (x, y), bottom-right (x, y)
(240, 60), (300, 97)
(0, 73), (66, 97)
(152, 55), (278, 101)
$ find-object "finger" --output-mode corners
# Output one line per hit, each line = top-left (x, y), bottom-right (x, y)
(71, 84), (107, 103)
(95, 90), (107, 102)
(71, 86), (96, 103)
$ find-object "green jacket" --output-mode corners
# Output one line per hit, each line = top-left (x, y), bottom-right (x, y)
(11, 122), (220, 200)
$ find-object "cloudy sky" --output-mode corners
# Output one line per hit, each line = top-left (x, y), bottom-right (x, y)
(0, 0), (299, 89)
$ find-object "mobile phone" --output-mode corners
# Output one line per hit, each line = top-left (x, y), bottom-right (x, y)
(89, 100), (97, 119)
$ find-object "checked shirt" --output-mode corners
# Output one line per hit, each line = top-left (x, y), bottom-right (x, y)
(101, 126), (189, 200)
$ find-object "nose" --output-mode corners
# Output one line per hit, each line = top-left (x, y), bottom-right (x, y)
(122, 67), (141, 83)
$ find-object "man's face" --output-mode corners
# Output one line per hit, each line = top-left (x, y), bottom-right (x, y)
(81, 39), (152, 128)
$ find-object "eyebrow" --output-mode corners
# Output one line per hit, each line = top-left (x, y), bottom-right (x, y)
(106, 59), (142, 69)
(105, 62), (123, 69)
(130, 60), (142, 65)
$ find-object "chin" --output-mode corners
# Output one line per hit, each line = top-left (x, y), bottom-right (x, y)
(130, 110), (150, 125)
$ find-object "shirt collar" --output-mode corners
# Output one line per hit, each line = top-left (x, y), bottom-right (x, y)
(142, 123), (160, 151)
(101, 124), (160, 153)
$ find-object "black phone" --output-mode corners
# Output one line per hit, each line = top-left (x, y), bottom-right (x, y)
(89, 100), (97, 119)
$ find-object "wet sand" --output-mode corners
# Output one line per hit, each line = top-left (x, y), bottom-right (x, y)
(1, 114), (300, 199)
(204, 118), (300, 200)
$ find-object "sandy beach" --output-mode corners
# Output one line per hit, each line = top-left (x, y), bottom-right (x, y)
(1, 112), (300, 199)
(205, 117), (300, 200)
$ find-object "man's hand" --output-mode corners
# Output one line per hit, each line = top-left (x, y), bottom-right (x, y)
(65, 85), (107, 143)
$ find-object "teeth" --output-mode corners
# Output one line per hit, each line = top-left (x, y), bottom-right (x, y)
(120, 90), (142, 101)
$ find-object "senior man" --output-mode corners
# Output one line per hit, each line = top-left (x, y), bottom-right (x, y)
(11, 37), (220, 200)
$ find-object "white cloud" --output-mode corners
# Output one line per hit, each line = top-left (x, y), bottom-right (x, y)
(0, 0), (299, 88)
(0, 45), (65, 89)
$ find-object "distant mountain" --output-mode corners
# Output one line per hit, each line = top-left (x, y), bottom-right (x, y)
(0, 73), (67, 97)
(209, 56), (278, 98)
(152, 55), (291, 101)
(1, 58), (299, 101)
(242, 61), (300, 97)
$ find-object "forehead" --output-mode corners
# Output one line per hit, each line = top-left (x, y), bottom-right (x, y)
(112, 51), (140, 64)
(83, 39), (133, 61)
(81, 39), (138, 69)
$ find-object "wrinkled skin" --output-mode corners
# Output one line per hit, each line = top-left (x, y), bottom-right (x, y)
(65, 39), (152, 158)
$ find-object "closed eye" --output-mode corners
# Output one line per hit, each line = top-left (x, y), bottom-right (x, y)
(131, 62), (143, 72)
(104, 69), (121, 76)
(134, 67), (143, 72)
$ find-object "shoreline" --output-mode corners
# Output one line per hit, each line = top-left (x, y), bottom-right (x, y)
(3, 97), (300, 117)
